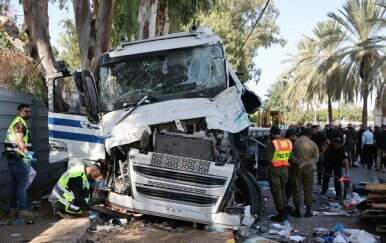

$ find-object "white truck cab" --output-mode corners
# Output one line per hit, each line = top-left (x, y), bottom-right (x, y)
(47, 27), (264, 227)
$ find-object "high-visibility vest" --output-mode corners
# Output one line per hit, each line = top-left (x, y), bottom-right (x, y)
(271, 138), (292, 167)
(4, 116), (32, 155)
(49, 166), (90, 214)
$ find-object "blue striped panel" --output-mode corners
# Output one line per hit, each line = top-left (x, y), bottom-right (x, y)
(49, 130), (104, 144)
(48, 117), (100, 130)
(49, 117), (83, 127)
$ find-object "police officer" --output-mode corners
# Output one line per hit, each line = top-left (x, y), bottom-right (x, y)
(49, 161), (105, 217)
(4, 104), (37, 219)
(321, 138), (350, 200)
(290, 129), (319, 218)
(266, 126), (292, 222)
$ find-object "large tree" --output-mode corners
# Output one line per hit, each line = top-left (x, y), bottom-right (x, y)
(326, 0), (386, 126)
(280, 20), (346, 123)
(196, 0), (285, 83)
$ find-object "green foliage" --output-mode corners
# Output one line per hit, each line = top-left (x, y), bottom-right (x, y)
(196, 0), (285, 83)
(0, 29), (14, 49)
(0, 48), (46, 101)
(57, 19), (81, 69)
(167, 0), (215, 33)
(110, 0), (139, 47)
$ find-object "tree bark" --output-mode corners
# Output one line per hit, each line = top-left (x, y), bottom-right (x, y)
(138, 0), (150, 40)
(156, 0), (169, 36)
(148, 0), (158, 38)
(22, 0), (56, 75)
(73, 0), (116, 77)
(362, 76), (369, 126)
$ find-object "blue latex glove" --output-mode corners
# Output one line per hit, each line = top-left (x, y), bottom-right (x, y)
(25, 151), (37, 162)
(89, 211), (97, 221)
(345, 171), (350, 178)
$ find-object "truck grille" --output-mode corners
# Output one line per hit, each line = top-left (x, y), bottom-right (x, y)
(136, 186), (218, 206)
(151, 153), (210, 174)
(133, 165), (226, 186)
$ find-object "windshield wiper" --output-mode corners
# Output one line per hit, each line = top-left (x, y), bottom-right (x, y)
(115, 96), (151, 126)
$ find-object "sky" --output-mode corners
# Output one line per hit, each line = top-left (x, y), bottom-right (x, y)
(247, 0), (348, 100)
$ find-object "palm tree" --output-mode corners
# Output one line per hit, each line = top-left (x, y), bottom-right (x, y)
(280, 20), (346, 123)
(325, 0), (386, 126)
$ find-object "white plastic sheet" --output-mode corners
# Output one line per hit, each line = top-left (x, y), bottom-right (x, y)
(27, 167), (37, 188)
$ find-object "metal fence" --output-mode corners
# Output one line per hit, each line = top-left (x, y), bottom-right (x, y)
(0, 88), (66, 201)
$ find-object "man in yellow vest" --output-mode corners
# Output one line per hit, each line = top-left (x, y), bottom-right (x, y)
(266, 125), (292, 222)
(4, 104), (37, 219)
(49, 161), (105, 218)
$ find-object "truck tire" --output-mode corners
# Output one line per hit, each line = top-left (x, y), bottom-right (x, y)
(235, 167), (264, 221)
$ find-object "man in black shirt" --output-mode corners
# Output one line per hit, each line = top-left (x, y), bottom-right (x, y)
(356, 124), (365, 165)
(311, 125), (329, 185)
(377, 125), (386, 170)
(321, 138), (350, 200)
(344, 124), (358, 167)
(325, 124), (339, 141)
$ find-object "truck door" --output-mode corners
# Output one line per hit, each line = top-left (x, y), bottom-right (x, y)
(48, 70), (104, 167)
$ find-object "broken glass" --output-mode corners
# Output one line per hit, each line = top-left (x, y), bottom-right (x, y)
(99, 44), (226, 103)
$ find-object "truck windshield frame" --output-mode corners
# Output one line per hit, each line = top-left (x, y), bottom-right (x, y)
(98, 44), (227, 104)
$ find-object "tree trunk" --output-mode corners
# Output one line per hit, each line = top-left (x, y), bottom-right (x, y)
(73, 0), (116, 77)
(138, 0), (158, 40)
(362, 77), (369, 126)
(148, 0), (158, 38)
(156, 0), (169, 36)
(22, 0), (56, 75)
(138, 0), (150, 40)
(327, 95), (333, 124)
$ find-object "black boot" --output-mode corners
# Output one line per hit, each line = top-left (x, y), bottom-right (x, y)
(271, 209), (285, 222)
(305, 205), (312, 218)
(286, 205), (294, 215)
(283, 208), (288, 220)
(290, 206), (301, 218)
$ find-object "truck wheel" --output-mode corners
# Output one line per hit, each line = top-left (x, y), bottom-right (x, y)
(235, 168), (264, 221)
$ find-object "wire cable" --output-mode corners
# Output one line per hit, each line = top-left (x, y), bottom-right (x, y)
(232, 0), (271, 62)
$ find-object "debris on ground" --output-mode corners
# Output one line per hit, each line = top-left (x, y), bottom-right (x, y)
(258, 181), (270, 190)
(312, 224), (380, 243)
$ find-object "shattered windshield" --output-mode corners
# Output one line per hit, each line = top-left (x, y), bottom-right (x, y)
(99, 44), (226, 103)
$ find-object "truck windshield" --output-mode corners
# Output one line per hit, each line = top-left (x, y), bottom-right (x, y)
(98, 44), (226, 103)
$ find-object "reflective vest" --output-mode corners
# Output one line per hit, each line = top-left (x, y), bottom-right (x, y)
(4, 116), (32, 156)
(271, 138), (292, 167)
(49, 166), (90, 214)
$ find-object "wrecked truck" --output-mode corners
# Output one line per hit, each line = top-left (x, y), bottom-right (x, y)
(47, 26), (264, 227)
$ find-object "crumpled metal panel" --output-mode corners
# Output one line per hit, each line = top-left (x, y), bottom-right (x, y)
(103, 86), (249, 151)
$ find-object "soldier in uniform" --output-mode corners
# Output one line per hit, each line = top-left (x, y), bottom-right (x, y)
(266, 126), (292, 222)
(290, 129), (319, 218)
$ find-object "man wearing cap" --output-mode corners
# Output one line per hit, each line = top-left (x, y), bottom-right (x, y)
(290, 128), (319, 218)
(266, 125), (292, 222)
(310, 125), (330, 185)
(321, 138), (350, 200)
